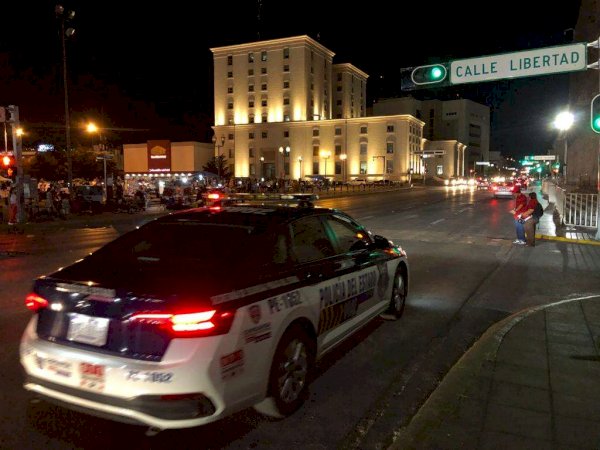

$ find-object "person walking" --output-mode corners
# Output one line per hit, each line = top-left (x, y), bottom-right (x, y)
(521, 192), (541, 247)
(511, 187), (528, 245)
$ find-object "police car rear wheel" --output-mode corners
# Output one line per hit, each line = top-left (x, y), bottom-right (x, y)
(255, 325), (313, 418)
(384, 267), (407, 320)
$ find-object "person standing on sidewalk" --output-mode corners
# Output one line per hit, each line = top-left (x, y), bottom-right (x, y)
(511, 187), (528, 245)
(521, 192), (541, 247)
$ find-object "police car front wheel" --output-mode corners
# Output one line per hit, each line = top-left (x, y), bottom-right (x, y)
(382, 266), (407, 320)
(254, 325), (314, 418)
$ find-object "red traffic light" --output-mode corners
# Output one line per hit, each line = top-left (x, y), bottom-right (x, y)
(2, 155), (11, 167)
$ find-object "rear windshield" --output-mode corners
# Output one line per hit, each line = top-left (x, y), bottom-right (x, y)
(92, 221), (277, 268)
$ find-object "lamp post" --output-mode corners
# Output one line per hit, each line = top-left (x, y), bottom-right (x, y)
(372, 155), (385, 182)
(340, 153), (347, 183)
(278, 145), (290, 179)
(553, 111), (574, 185)
(260, 156), (265, 180)
(56, 4), (76, 190)
(86, 122), (111, 201)
(212, 135), (225, 179)
(298, 156), (303, 180)
(320, 149), (331, 179)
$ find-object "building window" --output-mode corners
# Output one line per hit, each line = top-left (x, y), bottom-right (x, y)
(248, 100), (254, 108)
(360, 161), (367, 174)
(283, 47), (289, 59)
(248, 52), (254, 63)
(283, 130), (289, 138)
(336, 100), (342, 106)
(249, 148), (254, 157)
(313, 145), (319, 156)
(335, 127), (342, 136)
(284, 114), (290, 122)
(249, 132), (255, 139)
(335, 144), (342, 155)
(310, 98), (314, 107)
(312, 128), (319, 137)
(249, 84), (254, 92)
(311, 66), (314, 74)
(386, 160), (393, 173)
(248, 114), (254, 123)
(262, 113), (268, 122)
(360, 126), (367, 134)
(261, 67), (267, 74)
(437, 165), (443, 176)
(283, 97), (290, 105)
(283, 80), (290, 89)
(313, 162), (319, 175)
(227, 102), (233, 110)
(261, 99), (267, 107)
(262, 131), (268, 138)
(227, 71), (233, 78)
(261, 51), (267, 61)
(335, 161), (342, 175)
(386, 143), (394, 154)
(228, 134), (234, 140)
(228, 117), (234, 125)
(248, 69), (254, 76)
(387, 125), (394, 132)
(336, 113), (342, 118)
(283, 64), (290, 72)
(336, 86), (342, 92)
(337, 73), (342, 81)
(227, 55), (233, 65)
(250, 163), (255, 175)
(360, 143), (367, 155)
(261, 83), (267, 91)
(227, 86), (233, 94)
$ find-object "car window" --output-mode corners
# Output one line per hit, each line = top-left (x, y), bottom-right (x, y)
(325, 214), (371, 254)
(290, 216), (335, 263)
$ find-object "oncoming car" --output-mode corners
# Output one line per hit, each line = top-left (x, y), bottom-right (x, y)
(20, 197), (409, 432)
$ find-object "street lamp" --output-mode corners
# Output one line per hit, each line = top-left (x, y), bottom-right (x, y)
(56, 4), (76, 190)
(320, 149), (331, 179)
(297, 156), (303, 179)
(260, 156), (265, 180)
(212, 135), (225, 179)
(554, 111), (574, 185)
(340, 153), (347, 183)
(278, 145), (290, 179)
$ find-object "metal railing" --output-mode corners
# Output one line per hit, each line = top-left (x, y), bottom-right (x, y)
(542, 180), (598, 228)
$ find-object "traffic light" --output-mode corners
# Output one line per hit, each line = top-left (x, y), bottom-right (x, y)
(591, 94), (600, 134)
(411, 64), (448, 85)
(2, 155), (11, 167)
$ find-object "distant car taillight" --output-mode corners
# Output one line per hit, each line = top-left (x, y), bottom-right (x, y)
(25, 293), (49, 312)
(130, 309), (235, 337)
(207, 193), (220, 200)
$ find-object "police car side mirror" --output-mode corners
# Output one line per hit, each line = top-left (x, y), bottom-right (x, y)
(372, 235), (392, 250)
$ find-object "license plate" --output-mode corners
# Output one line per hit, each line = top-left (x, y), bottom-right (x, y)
(67, 313), (109, 347)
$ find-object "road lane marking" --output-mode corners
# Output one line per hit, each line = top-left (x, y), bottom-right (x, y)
(430, 218), (445, 225)
(358, 215), (374, 221)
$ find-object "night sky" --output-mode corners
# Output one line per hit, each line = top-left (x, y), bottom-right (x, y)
(0, 0), (583, 158)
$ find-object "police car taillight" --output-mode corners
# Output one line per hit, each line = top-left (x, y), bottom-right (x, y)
(25, 293), (49, 312)
(130, 309), (235, 337)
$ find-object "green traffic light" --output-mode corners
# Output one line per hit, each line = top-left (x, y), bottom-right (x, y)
(430, 67), (443, 80)
(593, 116), (600, 132)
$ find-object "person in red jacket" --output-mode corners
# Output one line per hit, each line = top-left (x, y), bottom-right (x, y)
(521, 192), (540, 247)
(511, 187), (528, 244)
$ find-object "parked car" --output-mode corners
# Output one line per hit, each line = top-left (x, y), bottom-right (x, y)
(348, 177), (369, 185)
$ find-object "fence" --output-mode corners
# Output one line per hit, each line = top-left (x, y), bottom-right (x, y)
(542, 180), (598, 228)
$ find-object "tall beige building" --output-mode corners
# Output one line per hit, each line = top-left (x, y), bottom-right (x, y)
(211, 36), (468, 181)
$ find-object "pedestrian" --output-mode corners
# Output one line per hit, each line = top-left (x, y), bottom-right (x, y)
(521, 192), (541, 247)
(510, 187), (528, 245)
(8, 186), (17, 225)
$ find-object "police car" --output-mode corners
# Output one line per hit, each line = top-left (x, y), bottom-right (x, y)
(20, 197), (409, 432)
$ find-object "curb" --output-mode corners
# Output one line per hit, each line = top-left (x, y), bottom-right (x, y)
(535, 233), (600, 246)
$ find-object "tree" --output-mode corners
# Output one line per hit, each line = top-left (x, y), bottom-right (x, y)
(202, 155), (231, 180)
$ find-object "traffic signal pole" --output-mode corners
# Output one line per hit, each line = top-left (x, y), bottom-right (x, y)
(9, 106), (24, 224)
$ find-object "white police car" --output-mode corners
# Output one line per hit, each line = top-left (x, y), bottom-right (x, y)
(20, 199), (409, 431)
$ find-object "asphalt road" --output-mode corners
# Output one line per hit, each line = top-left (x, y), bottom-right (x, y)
(1, 186), (599, 449)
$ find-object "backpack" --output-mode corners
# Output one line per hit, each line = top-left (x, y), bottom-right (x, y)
(533, 202), (544, 219)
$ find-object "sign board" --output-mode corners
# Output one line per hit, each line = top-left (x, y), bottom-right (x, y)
(413, 150), (446, 155)
(450, 43), (587, 85)
(475, 161), (491, 166)
(532, 155), (556, 160)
